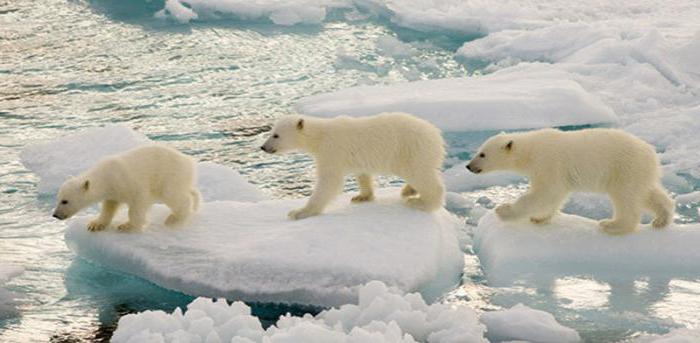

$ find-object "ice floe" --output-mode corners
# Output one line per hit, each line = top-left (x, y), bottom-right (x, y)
(481, 303), (580, 343)
(20, 124), (265, 202)
(111, 281), (486, 343)
(65, 190), (464, 307)
(473, 211), (700, 286)
(295, 68), (616, 132)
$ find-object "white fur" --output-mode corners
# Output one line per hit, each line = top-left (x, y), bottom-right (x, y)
(467, 128), (674, 234)
(53, 145), (201, 231)
(262, 112), (446, 220)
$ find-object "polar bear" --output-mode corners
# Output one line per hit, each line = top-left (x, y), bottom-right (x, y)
(52, 145), (201, 232)
(466, 128), (674, 234)
(261, 112), (445, 220)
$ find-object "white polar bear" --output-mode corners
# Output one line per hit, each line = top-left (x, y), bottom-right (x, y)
(52, 145), (201, 232)
(261, 112), (446, 220)
(466, 128), (674, 234)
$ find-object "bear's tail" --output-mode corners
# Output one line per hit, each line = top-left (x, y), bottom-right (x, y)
(646, 184), (674, 229)
(190, 188), (202, 212)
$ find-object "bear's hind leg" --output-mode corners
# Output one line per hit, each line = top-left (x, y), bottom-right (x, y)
(352, 174), (375, 203)
(403, 171), (445, 212)
(163, 190), (194, 227)
(88, 200), (120, 232)
(645, 185), (674, 229)
(600, 191), (641, 234)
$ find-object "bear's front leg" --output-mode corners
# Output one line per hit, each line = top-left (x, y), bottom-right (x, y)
(496, 184), (567, 222)
(118, 200), (148, 231)
(289, 170), (344, 220)
(88, 200), (120, 232)
(351, 174), (375, 203)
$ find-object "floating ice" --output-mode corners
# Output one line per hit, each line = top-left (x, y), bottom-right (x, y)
(473, 211), (700, 286)
(481, 304), (580, 343)
(112, 281), (486, 343)
(154, 0), (335, 25)
(295, 68), (616, 132)
(20, 124), (265, 202)
(65, 191), (464, 307)
(0, 265), (23, 319)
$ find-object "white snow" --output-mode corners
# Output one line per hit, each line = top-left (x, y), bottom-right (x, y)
(20, 124), (265, 202)
(112, 281), (486, 343)
(481, 304), (580, 343)
(65, 190), (464, 307)
(376, 35), (416, 59)
(0, 265), (23, 319)
(473, 211), (700, 286)
(295, 68), (617, 132)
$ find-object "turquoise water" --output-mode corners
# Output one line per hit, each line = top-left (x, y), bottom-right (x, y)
(1, 1), (699, 342)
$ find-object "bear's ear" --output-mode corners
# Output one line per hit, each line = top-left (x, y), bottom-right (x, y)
(83, 180), (90, 191)
(296, 118), (304, 130)
(505, 140), (513, 151)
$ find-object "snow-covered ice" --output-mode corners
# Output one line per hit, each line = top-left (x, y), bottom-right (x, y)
(20, 124), (265, 202)
(473, 211), (700, 286)
(65, 191), (464, 307)
(111, 281), (486, 343)
(634, 328), (700, 343)
(481, 304), (580, 343)
(295, 68), (616, 132)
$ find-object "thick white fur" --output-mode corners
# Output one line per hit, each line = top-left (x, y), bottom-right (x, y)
(262, 112), (446, 220)
(467, 128), (674, 234)
(53, 145), (201, 231)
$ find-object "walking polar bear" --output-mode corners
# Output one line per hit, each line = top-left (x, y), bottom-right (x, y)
(261, 112), (445, 220)
(467, 128), (674, 234)
(52, 145), (201, 231)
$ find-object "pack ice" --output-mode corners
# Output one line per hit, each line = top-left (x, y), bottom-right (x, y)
(294, 68), (616, 132)
(474, 211), (700, 286)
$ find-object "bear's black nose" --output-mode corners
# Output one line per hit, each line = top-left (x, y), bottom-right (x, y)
(52, 213), (61, 220)
(260, 146), (267, 152)
(466, 164), (473, 172)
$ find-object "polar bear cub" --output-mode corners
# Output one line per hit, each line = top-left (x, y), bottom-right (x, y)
(261, 112), (446, 220)
(52, 145), (201, 231)
(467, 128), (674, 234)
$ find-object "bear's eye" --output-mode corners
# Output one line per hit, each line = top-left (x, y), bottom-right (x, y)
(479, 153), (485, 158)
(273, 134), (279, 139)
(61, 200), (68, 205)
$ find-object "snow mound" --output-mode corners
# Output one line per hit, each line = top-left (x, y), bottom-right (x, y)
(473, 211), (700, 286)
(481, 304), (580, 343)
(65, 191), (464, 307)
(112, 281), (486, 343)
(20, 124), (265, 202)
(0, 265), (24, 319)
(295, 69), (616, 132)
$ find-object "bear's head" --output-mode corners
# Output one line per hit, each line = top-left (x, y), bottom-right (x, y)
(261, 115), (306, 154)
(53, 177), (95, 220)
(467, 133), (515, 174)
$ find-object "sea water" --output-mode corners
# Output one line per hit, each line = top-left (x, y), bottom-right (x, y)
(1, 0), (698, 342)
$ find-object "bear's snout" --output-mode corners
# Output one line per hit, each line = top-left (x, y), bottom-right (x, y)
(466, 163), (482, 174)
(260, 145), (276, 154)
(52, 212), (65, 220)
